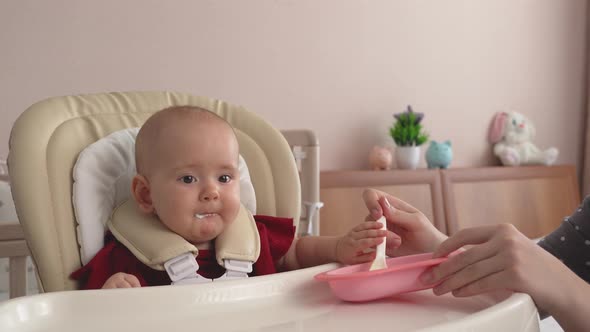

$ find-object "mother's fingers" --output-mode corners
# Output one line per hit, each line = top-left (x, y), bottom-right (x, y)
(433, 226), (499, 258)
(362, 188), (420, 221)
(362, 189), (385, 220)
(385, 231), (402, 255)
(379, 195), (419, 214)
(431, 253), (505, 295)
(428, 240), (497, 282)
(380, 201), (424, 231)
(450, 271), (509, 297)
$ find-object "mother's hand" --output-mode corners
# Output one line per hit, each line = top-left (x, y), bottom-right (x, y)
(362, 188), (447, 257)
(422, 223), (576, 315)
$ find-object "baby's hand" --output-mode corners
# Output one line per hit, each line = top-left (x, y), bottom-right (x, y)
(102, 272), (141, 289)
(335, 221), (388, 265)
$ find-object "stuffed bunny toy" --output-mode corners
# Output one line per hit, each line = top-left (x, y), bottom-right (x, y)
(488, 111), (558, 166)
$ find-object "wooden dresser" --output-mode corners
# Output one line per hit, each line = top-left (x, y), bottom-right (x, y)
(319, 165), (580, 239)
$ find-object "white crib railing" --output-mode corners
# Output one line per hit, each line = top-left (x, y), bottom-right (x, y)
(0, 224), (29, 298)
(281, 129), (322, 237)
(0, 164), (33, 300)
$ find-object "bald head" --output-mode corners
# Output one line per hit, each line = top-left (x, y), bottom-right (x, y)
(135, 106), (237, 176)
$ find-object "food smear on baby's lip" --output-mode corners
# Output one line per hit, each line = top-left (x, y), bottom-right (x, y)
(195, 213), (217, 219)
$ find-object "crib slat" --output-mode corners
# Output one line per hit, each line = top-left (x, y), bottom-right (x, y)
(0, 224), (25, 241)
(0, 239), (29, 257)
(0, 224), (30, 299)
(9, 257), (26, 298)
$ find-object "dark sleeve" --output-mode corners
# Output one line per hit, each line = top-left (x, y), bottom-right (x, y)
(538, 195), (590, 283)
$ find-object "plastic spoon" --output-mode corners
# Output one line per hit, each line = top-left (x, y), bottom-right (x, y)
(369, 216), (388, 271)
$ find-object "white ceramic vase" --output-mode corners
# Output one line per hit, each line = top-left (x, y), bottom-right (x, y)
(395, 146), (421, 169)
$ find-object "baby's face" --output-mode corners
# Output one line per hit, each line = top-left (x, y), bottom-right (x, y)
(147, 121), (240, 247)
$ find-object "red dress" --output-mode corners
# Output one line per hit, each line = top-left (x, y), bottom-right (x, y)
(71, 215), (295, 289)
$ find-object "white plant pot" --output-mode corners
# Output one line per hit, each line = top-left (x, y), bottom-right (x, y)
(395, 146), (421, 169)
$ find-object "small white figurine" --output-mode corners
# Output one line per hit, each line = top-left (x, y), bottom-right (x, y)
(488, 111), (558, 166)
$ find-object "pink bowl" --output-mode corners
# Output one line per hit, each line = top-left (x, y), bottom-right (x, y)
(314, 253), (448, 302)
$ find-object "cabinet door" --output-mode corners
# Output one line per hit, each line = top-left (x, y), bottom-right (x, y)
(442, 165), (580, 239)
(319, 170), (445, 236)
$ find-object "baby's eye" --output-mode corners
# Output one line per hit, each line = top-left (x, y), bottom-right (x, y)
(180, 175), (196, 184)
(218, 175), (232, 183)
(512, 119), (517, 126)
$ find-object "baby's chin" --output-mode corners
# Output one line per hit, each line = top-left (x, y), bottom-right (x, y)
(193, 218), (228, 242)
(189, 231), (220, 249)
(189, 212), (238, 244)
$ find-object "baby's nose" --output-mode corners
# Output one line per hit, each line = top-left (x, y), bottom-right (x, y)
(200, 188), (219, 201)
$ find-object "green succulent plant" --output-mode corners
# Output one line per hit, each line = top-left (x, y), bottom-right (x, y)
(389, 105), (429, 146)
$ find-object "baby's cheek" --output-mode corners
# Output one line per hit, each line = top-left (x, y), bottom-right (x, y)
(228, 189), (241, 209)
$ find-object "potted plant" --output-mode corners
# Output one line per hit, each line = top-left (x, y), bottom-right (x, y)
(390, 105), (429, 169)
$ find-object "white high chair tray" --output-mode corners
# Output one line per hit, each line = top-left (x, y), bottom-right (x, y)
(0, 264), (539, 331)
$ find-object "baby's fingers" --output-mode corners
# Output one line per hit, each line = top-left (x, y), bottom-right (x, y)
(354, 237), (385, 253)
(350, 252), (377, 264)
(351, 222), (387, 238)
(115, 280), (133, 288)
(124, 274), (141, 288)
(353, 220), (385, 232)
(103, 278), (131, 289)
(351, 228), (388, 241)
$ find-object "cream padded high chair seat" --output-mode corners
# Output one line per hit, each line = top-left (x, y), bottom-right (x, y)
(7, 91), (300, 292)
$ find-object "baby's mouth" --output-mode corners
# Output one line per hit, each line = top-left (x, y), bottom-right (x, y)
(195, 213), (218, 220)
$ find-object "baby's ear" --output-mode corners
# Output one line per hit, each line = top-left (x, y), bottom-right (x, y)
(131, 174), (154, 214)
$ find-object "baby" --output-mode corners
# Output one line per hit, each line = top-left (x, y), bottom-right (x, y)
(71, 106), (386, 288)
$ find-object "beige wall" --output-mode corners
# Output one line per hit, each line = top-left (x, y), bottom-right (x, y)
(0, 0), (587, 171)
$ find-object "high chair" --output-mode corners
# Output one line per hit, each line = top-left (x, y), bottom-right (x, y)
(0, 91), (539, 331)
